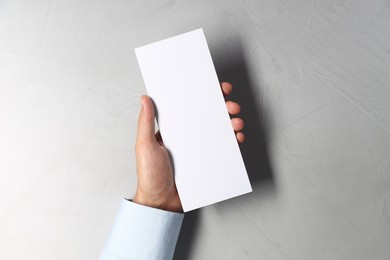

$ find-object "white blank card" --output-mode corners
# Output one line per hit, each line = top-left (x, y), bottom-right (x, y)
(135, 28), (252, 212)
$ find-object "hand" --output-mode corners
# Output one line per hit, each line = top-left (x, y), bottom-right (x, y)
(133, 82), (245, 212)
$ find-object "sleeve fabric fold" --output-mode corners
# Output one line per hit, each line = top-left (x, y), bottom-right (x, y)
(100, 198), (184, 260)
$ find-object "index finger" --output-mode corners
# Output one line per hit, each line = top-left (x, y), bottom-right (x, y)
(221, 82), (233, 96)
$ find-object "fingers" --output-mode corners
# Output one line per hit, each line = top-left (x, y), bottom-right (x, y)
(221, 82), (246, 144)
(136, 95), (156, 145)
(221, 82), (233, 96)
(226, 101), (241, 115)
(236, 132), (245, 144)
(222, 82), (239, 115)
(231, 117), (244, 132)
(136, 82), (244, 146)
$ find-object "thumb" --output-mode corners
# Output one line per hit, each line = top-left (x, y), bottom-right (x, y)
(136, 95), (156, 145)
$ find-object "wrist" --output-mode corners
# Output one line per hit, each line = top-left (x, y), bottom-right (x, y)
(133, 190), (182, 213)
(133, 192), (159, 209)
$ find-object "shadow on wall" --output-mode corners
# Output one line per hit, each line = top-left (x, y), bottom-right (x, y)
(173, 36), (275, 260)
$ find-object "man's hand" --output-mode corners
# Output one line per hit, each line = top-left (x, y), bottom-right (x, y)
(133, 82), (244, 212)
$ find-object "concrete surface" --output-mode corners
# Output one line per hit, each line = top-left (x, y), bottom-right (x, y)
(0, 0), (389, 259)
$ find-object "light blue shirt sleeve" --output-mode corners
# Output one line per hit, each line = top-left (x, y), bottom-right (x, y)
(100, 198), (184, 260)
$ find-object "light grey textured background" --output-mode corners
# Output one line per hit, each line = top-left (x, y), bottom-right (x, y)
(1, 1), (389, 259)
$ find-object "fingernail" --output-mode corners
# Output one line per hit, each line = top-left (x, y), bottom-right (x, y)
(141, 97), (144, 109)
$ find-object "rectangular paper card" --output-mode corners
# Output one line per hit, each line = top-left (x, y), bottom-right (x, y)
(135, 28), (252, 212)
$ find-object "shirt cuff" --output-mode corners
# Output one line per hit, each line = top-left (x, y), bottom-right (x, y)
(100, 198), (184, 260)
